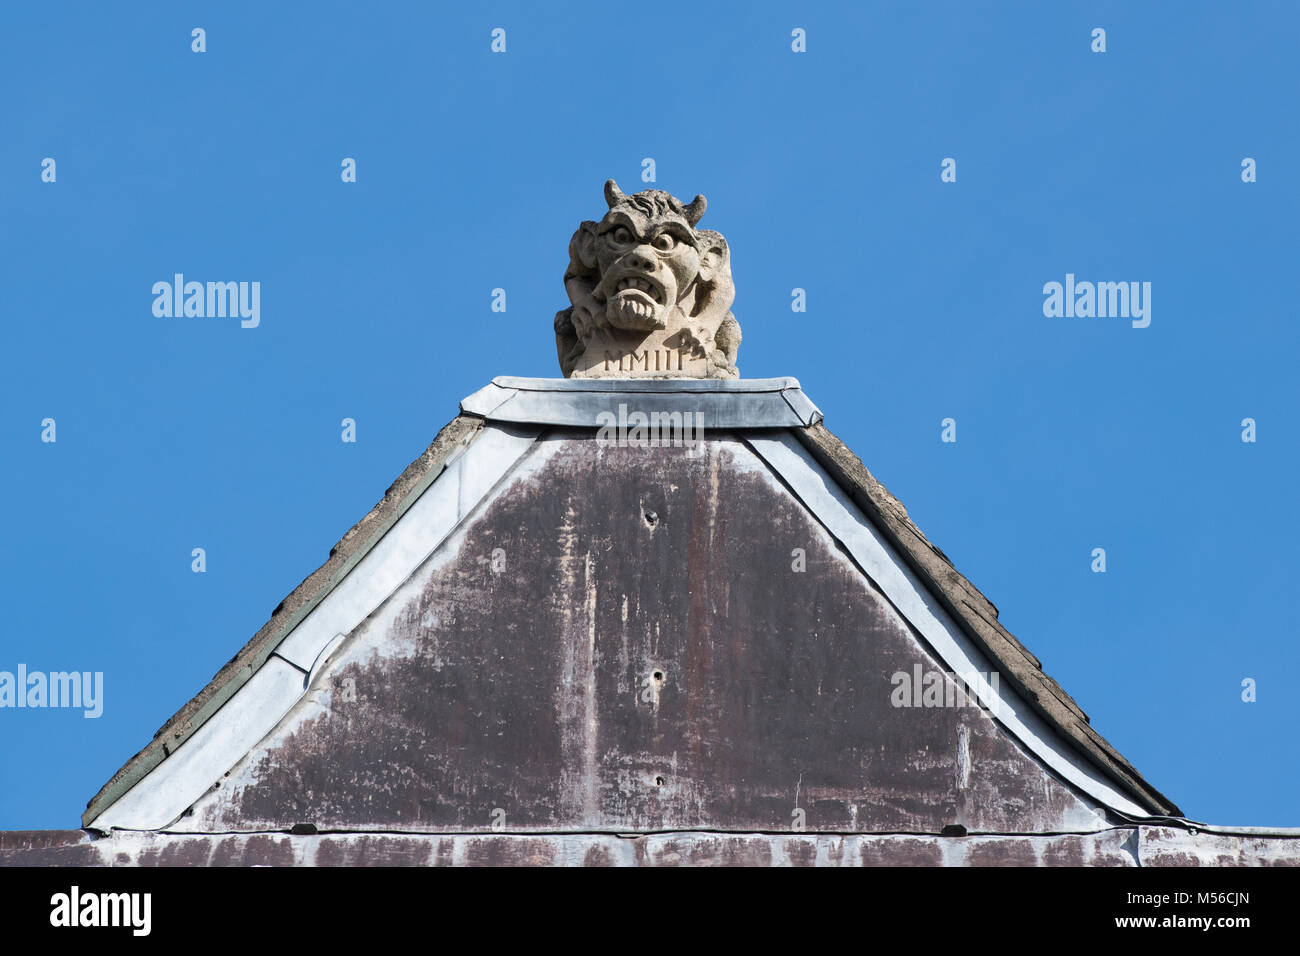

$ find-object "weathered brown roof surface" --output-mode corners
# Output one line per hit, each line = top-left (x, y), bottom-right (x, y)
(84, 388), (1180, 828)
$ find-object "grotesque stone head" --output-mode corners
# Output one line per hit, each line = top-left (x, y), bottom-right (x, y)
(555, 180), (741, 378)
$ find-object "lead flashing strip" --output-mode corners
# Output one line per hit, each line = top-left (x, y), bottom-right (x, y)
(460, 378), (822, 428)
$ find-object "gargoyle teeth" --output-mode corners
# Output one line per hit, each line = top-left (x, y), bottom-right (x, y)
(616, 277), (662, 304)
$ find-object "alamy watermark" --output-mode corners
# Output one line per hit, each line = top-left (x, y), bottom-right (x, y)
(0, 665), (103, 718)
(890, 664), (1001, 715)
(50, 886), (150, 936)
(1043, 273), (1151, 328)
(152, 274), (260, 328)
(595, 403), (704, 450)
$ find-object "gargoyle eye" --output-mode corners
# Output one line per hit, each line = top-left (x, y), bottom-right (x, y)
(612, 226), (633, 244)
(652, 233), (676, 251)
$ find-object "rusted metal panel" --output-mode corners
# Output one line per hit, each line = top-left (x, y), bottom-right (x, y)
(7, 827), (1297, 866)
(0, 828), (1152, 867)
(0, 830), (102, 866)
(1139, 826), (1300, 866)
(169, 436), (1104, 836)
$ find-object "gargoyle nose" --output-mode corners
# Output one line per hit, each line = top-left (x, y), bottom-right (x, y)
(627, 245), (656, 270)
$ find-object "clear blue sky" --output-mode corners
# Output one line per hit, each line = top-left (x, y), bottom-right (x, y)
(2, 1), (1296, 829)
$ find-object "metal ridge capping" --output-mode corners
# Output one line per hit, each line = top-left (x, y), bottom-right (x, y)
(460, 376), (823, 428)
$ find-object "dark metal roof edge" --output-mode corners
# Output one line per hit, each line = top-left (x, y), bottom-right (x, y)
(82, 414), (489, 827)
(790, 421), (1183, 818)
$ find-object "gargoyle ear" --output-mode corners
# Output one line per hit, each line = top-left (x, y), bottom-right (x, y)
(604, 179), (626, 208)
(683, 194), (706, 227)
(574, 221), (598, 269)
(697, 234), (727, 282)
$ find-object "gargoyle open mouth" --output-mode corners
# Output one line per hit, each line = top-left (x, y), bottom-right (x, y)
(612, 275), (665, 305)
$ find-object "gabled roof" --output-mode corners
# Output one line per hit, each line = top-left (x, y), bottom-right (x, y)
(83, 377), (1180, 829)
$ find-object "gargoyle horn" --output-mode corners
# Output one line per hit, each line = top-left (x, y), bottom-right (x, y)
(604, 179), (626, 208)
(684, 194), (707, 227)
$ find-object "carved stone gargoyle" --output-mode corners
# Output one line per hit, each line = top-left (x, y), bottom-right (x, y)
(554, 180), (741, 378)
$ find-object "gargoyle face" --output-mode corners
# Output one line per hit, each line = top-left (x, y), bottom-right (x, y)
(555, 180), (738, 379)
(594, 210), (702, 331)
